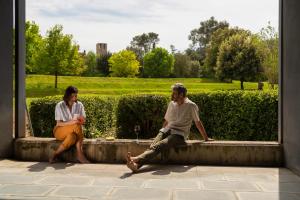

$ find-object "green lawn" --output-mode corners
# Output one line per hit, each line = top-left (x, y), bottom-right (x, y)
(26, 74), (276, 100)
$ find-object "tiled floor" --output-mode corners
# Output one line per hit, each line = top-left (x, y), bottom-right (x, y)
(0, 159), (299, 200)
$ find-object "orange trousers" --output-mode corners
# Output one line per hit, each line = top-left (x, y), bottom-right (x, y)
(53, 124), (83, 149)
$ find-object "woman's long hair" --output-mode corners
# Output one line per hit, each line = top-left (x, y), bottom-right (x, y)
(63, 86), (78, 106)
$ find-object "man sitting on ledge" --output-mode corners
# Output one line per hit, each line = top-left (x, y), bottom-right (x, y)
(126, 83), (213, 172)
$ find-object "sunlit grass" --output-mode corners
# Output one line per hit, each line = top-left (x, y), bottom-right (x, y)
(26, 74), (277, 99)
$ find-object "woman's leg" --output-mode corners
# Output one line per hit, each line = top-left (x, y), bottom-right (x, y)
(49, 144), (65, 163)
(49, 125), (77, 163)
(73, 125), (90, 163)
(75, 139), (90, 163)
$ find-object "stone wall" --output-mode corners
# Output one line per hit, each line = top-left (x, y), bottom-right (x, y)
(14, 137), (283, 166)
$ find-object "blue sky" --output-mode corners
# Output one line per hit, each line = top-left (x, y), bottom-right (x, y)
(27, 0), (279, 53)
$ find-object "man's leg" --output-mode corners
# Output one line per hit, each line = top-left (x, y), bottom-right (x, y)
(127, 131), (168, 161)
(127, 133), (185, 172)
(126, 131), (168, 171)
(136, 133), (185, 165)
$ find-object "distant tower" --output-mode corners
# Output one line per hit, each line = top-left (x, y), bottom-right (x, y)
(96, 43), (107, 56)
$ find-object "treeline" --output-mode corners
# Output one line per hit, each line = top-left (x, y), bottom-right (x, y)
(24, 17), (278, 89)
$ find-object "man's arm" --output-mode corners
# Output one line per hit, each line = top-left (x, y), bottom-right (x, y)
(162, 120), (168, 128)
(195, 120), (212, 141)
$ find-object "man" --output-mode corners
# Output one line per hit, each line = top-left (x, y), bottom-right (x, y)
(126, 83), (213, 172)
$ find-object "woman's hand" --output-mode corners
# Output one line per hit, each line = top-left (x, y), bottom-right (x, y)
(77, 116), (85, 125)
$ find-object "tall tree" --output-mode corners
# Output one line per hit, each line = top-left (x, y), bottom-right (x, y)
(35, 25), (85, 88)
(216, 33), (263, 90)
(96, 52), (112, 76)
(204, 27), (250, 77)
(259, 22), (279, 88)
(170, 44), (177, 54)
(188, 16), (229, 64)
(84, 51), (97, 75)
(143, 48), (174, 78)
(173, 53), (192, 77)
(25, 21), (43, 73)
(108, 50), (140, 77)
(127, 32), (160, 66)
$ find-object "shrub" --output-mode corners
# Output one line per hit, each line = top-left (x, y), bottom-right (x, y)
(143, 48), (174, 78)
(30, 91), (278, 141)
(188, 90), (278, 140)
(116, 95), (169, 139)
(108, 50), (140, 77)
(115, 91), (278, 141)
(30, 95), (117, 138)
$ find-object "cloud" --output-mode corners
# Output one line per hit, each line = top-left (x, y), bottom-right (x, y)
(28, 0), (184, 23)
(27, 0), (279, 52)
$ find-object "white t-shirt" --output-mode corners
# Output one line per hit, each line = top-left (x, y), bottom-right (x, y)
(55, 101), (86, 122)
(160, 98), (200, 139)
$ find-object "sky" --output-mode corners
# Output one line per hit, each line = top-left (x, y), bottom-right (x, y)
(26, 0), (279, 53)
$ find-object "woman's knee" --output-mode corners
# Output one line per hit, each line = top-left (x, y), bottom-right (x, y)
(62, 133), (77, 149)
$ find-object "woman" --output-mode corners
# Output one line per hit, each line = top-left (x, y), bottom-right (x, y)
(49, 86), (90, 164)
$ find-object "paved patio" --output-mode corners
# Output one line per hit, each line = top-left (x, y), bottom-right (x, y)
(0, 159), (299, 200)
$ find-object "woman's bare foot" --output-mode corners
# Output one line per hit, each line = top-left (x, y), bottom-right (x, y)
(77, 154), (90, 164)
(49, 154), (57, 164)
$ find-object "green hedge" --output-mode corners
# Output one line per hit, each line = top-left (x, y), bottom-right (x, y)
(188, 91), (278, 140)
(30, 91), (278, 141)
(115, 91), (278, 141)
(116, 95), (169, 139)
(30, 95), (117, 138)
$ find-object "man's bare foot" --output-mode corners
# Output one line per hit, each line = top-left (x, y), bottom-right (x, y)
(127, 160), (139, 173)
(126, 152), (140, 173)
(126, 152), (139, 163)
(126, 152), (132, 163)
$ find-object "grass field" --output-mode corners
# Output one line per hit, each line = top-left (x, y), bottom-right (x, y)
(26, 75), (276, 99)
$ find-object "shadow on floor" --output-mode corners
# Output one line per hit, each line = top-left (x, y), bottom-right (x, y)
(27, 162), (75, 172)
(120, 164), (195, 179)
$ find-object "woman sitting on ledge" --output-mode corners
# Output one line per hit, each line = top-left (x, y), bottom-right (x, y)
(49, 86), (90, 164)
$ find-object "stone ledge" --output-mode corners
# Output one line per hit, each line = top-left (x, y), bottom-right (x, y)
(14, 137), (283, 166)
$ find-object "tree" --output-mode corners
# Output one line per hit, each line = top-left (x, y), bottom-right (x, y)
(173, 53), (201, 78)
(35, 25), (85, 88)
(127, 32), (160, 63)
(216, 33), (263, 90)
(84, 51), (97, 75)
(173, 53), (192, 77)
(170, 44), (177, 54)
(204, 27), (250, 77)
(108, 50), (140, 77)
(188, 16), (229, 64)
(189, 61), (201, 78)
(259, 22), (279, 88)
(143, 48), (174, 78)
(96, 52), (112, 76)
(25, 21), (43, 73)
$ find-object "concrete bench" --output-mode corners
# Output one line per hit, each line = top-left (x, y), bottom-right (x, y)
(14, 137), (283, 166)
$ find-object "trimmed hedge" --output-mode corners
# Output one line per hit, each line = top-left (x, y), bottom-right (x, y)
(116, 95), (169, 139)
(30, 95), (117, 138)
(30, 90), (278, 141)
(115, 91), (278, 141)
(188, 91), (278, 140)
